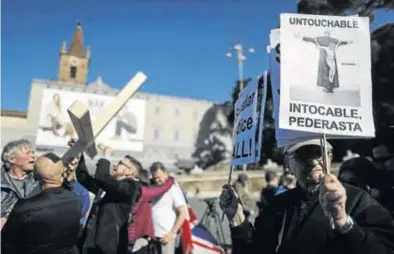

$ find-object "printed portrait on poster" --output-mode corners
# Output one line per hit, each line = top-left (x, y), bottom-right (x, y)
(40, 92), (76, 140)
(36, 88), (146, 152)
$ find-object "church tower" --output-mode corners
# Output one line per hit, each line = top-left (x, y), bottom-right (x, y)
(58, 23), (91, 86)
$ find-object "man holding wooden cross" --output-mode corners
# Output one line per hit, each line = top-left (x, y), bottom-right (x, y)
(73, 149), (142, 254)
(63, 72), (146, 254)
(220, 139), (394, 254)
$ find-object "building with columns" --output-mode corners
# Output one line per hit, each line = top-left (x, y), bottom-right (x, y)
(1, 23), (232, 170)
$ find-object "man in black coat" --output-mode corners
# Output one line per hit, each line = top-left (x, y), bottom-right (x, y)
(76, 153), (142, 254)
(220, 139), (394, 254)
(1, 153), (82, 254)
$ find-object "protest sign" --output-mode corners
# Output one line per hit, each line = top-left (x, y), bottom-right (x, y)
(231, 80), (259, 167)
(254, 71), (268, 162)
(269, 29), (280, 120)
(279, 14), (375, 137)
(269, 29), (323, 146)
(268, 27), (369, 147)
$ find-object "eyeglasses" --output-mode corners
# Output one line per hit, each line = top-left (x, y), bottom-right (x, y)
(287, 146), (329, 163)
(117, 161), (132, 169)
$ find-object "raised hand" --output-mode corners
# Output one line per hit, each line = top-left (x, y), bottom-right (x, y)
(63, 138), (81, 181)
(67, 138), (77, 147)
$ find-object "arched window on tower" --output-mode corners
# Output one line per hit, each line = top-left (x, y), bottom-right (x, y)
(70, 66), (77, 79)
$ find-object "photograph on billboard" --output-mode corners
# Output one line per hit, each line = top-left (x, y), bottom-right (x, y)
(36, 88), (146, 152)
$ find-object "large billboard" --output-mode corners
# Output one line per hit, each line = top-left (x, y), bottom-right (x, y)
(35, 88), (146, 152)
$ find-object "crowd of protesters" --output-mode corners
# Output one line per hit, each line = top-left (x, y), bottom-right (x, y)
(1, 133), (394, 254)
(0, 138), (187, 254)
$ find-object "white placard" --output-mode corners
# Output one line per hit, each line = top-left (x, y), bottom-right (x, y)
(269, 29), (324, 146)
(279, 13), (375, 137)
(231, 81), (259, 167)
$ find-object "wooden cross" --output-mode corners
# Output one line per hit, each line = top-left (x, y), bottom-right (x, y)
(61, 72), (147, 165)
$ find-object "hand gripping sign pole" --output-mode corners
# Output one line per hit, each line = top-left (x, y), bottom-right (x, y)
(61, 72), (147, 165)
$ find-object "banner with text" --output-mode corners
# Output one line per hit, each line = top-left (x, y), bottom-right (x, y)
(269, 29), (330, 147)
(231, 81), (259, 167)
(279, 13), (375, 137)
(36, 88), (146, 151)
(254, 71), (268, 162)
(269, 28), (369, 147)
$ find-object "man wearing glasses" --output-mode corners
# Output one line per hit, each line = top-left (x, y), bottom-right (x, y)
(220, 138), (394, 254)
(73, 147), (142, 254)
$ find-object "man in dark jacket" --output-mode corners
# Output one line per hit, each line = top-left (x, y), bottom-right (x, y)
(1, 153), (82, 253)
(258, 171), (280, 213)
(76, 153), (142, 254)
(1, 139), (39, 226)
(220, 139), (394, 254)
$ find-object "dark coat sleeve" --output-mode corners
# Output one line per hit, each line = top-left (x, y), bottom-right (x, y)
(94, 159), (140, 201)
(232, 186), (394, 254)
(230, 201), (283, 254)
(75, 155), (100, 195)
(335, 190), (394, 254)
(1, 201), (26, 253)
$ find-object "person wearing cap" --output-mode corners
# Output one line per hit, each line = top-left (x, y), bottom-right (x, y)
(1, 153), (82, 254)
(219, 138), (394, 254)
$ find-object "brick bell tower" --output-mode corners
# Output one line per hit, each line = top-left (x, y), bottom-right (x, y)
(58, 22), (91, 86)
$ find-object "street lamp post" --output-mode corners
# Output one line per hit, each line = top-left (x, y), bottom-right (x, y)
(226, 41), (255, 90)
(226, 41), (255, 172)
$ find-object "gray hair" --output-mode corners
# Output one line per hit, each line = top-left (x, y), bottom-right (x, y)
(1, 139), (33, 170)
(283, 174), (297, 187)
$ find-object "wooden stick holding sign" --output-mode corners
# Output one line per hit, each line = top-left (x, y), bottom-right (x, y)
(320, 133), (330, 175)
(61, 72), (147, 165)
(320, 133), (335, 228)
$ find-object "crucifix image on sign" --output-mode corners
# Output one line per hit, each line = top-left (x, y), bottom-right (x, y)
(294, 31), (353, 94)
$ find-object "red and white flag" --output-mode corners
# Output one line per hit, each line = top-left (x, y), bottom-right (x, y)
(181, 206), (225, 254)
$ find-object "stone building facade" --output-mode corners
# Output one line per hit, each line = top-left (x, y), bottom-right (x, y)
(1, 23), (232, 170)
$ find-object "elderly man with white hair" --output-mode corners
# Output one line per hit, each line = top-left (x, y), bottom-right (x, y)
(1, 139), (38, 223)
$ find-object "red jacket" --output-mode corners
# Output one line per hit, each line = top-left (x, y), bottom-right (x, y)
(128, 177), (174, 241)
